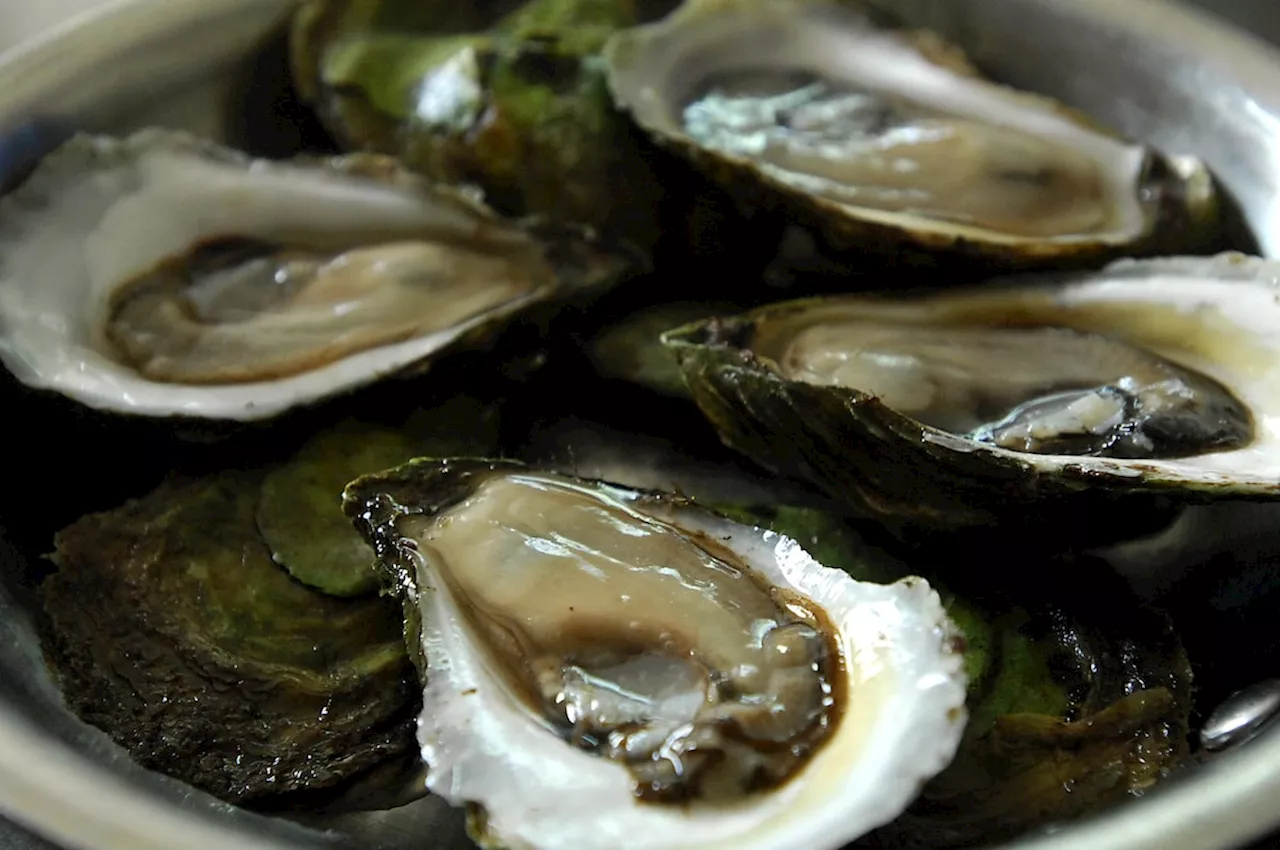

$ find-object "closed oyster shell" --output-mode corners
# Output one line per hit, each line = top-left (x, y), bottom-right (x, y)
(40, 397), (503, 804)
(866, 556), (1191, 848)
(42, 470), (417, 804)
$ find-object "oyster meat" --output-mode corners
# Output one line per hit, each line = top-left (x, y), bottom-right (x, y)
(663, 253), (1280, 546)
(343, 458), (967, 850)
(0, 128), (629, 421)
(604, 0), (1220, 270)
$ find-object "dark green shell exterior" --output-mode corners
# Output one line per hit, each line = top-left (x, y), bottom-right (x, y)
(42, 470), (418, 805)
(291, 0), (683, 252)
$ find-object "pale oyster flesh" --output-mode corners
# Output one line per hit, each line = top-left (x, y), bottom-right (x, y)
(682, 68), (1117, 240)
(750, 308), (1254, 458)
(344, 460), (967, 850)
(404, 472), (838, 802)
(108, 237), (540, 385)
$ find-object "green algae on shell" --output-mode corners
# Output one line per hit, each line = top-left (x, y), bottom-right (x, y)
(290, 0), (683, 251)
(586, 300), (738, 397)
(256, 397), (502, 597)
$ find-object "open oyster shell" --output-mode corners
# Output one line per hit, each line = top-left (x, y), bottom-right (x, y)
(603, 0), (1221, 271)
(0, 128), (631, 421)
(342, 459), (967, 850)
(663, 253), (1280, 548)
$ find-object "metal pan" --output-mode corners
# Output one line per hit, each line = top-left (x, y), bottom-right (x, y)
(0, 0), (1279, 848)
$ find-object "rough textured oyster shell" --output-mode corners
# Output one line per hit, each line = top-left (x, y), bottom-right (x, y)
(604, 0), (1221, 272)
(257, 396), (503, 597)
(866, 556), (1191, 848)
(40, 397), (502, 804)
(42, 471), (416, 804)
(289, 0), (683, 252)
(663, 253), (1280, 548)
(343, 458), (967, 850)
(0, 128), (631, 421)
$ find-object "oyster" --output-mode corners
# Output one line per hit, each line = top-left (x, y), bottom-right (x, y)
(42, 471), (416, 804)
(874, 556), (1192, 848)
(0, 128), (629, 421)
(603, 0), (1221, 271)
(663, 253), (1280, 547)
(290, 0), (681, 251)
(40, 398), (502, 804)
(342, 458), (967, 850)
